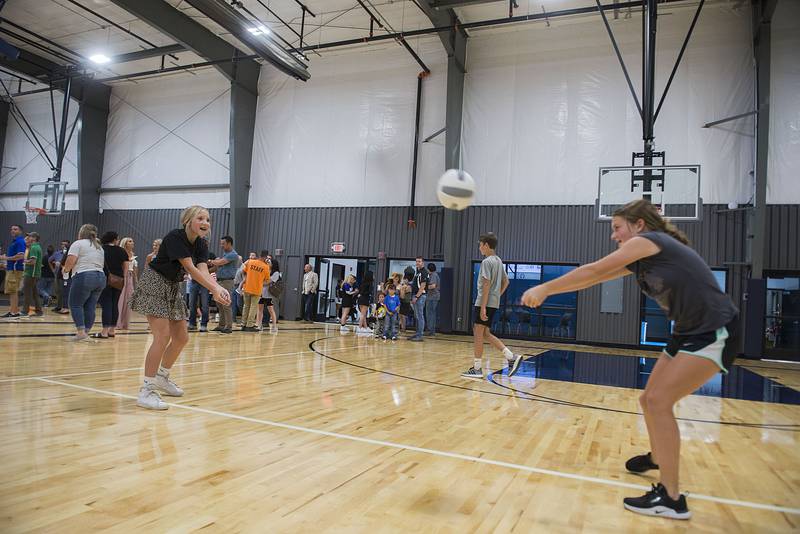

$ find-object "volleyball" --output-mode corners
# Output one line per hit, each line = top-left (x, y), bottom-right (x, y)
(437, 169), (475, 210)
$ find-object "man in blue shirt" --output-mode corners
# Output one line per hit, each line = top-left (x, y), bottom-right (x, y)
(0, 224), (26, 317)
(209, 235), (240, 334)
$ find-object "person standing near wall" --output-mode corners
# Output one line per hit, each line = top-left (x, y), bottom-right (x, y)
(0, 225), (26, 318)
(425, 263), (440, 335)
(409, 257), (429, 342)
(21, 231), (43, 317)
(301, 264), (318, 323)
(96, 231), (129, 338)
(116, 237), (138, 330)
(208, 236), (239, 334)
(62, 225), (106, 341)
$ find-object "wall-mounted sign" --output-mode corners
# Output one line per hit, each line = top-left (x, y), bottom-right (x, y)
(330, 242), (346, 254)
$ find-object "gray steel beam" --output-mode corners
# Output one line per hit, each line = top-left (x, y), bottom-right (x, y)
(99, 184), (229, 193)
(77, 81), (111, 225)
(750, 0), (776, 279)
(107, 0), (260, 91)
(107, 44), (186, 64)
(0, 100), (8, 184)
(432, 0), (503, 8)
(182, 0), (310, 81)
(229, 82), (257, 253)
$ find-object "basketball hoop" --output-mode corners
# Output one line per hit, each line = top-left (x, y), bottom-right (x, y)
(24, 207), (47, 224)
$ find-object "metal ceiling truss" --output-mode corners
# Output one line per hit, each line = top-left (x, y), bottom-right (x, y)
(183, 0), (309, 80)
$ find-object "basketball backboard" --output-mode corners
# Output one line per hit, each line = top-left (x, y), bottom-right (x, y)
(25, 181), (68, 215)
(596, 165), (701, 221)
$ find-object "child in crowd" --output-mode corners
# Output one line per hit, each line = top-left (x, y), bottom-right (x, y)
(383, 285), (400, 340)
(373, 292), (387, 338)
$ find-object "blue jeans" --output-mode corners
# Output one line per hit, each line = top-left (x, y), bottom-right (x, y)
(231, 290), (243, 322)
(38, 278), (54, 302)
(188, 280), (209, 327)
(383, 313), (398, 338)
(412, 294), (427, 338)
(69, 271), (105, 330)
(425, 298), (439, 334)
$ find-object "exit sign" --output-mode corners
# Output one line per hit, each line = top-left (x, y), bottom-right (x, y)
(330, 242), (346, 254)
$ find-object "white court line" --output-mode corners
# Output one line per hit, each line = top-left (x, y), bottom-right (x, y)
(33, 377), (800, 516)
(0, 344), (356, 384)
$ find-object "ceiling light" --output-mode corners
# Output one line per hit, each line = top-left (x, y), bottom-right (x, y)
(247, 26), (270, 36)
(89, 54), (111, 64)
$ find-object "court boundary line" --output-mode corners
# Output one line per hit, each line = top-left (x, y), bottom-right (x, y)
(0, 345), (358, 383)
(32, 377), (800, 516)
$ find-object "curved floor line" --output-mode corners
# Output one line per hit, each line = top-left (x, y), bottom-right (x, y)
(308, 337), (800, 432)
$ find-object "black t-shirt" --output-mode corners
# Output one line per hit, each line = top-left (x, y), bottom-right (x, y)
(41, 253), (55, 278)
(626, 232), (738, 335)
(149, 229), (209, 282)
(103, 245), (129, 277)
(412, 267), (429, 294)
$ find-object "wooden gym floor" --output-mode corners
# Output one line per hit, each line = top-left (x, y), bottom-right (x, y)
(1, 314), (798, 533)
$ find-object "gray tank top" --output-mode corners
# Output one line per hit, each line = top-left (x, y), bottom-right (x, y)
(626, 232), (738, 336)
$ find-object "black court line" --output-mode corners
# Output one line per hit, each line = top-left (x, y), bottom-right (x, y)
(307, 337), (800, 432)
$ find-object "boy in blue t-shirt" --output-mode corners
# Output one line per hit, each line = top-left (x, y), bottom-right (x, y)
(383, 285), (400, 340)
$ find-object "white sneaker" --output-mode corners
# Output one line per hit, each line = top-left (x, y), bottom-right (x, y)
(137, 384), (168, 410)
(340, 325), (349, 333)
(153, 373), (184, 397)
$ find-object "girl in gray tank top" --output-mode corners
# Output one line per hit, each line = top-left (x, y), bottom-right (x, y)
(521, 199), (738, 521)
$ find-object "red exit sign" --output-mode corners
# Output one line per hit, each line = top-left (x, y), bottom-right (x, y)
(330, 242), (346, 254)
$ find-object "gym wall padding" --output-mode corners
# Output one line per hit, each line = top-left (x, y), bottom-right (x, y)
(461, 4), (755, 206)
(0, 92), (80, 212)
(767, 0), (800, 204)
(248, 40), (447, 208)
(99, 69), (232, 210)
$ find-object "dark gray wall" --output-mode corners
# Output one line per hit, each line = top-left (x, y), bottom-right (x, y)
(1, 204), (796, 346)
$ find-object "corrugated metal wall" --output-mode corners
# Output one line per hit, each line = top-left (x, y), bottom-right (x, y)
(1, 204), (796, 346)
(766, 205), (800, 270)
(247, 207), (443, 260)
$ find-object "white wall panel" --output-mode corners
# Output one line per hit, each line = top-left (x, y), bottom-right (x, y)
(768, 1), (800, 204)
(249, 40), (446, 207)
(0, 93), (79, 211)
(100, 69), (231, 209)
(462, 5), (755, 206)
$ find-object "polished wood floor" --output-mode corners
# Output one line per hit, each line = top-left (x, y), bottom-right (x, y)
(1, 313), (798, 533)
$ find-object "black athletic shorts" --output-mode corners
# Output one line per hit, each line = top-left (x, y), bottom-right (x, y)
(473, 306), (497, 328)
(664, 316), (739, 373)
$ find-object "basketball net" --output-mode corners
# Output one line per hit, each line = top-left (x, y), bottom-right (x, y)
(24, 207), (47, 224)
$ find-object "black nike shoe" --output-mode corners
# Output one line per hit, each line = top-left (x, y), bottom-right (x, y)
(625, 451), (659, 473)
(623, 483), (691, 519)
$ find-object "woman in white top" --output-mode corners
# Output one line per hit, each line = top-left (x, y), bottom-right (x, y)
(116, 237), (138, 330)
(61, 224), (106, 341)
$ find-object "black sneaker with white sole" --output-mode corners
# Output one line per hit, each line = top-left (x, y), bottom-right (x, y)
(461, 367), (483, 379)
(507, 354), (524, 377)
(623, 483), (691, 520)
(626, 451), (659, 473)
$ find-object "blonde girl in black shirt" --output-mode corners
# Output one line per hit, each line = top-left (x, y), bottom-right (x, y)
(131, 206), (231, 410)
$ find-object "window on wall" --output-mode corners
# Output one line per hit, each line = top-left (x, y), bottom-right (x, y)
(764, 272), (800, 359)
(470, 261), (578, 340)
(640, 269), (728, 346)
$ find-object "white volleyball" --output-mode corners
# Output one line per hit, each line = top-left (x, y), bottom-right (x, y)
(437, 169), (475, 211)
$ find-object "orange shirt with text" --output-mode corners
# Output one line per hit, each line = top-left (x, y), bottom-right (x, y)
(242, 259), (270, 296)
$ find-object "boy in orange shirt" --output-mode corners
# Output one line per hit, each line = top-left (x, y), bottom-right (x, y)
(240, 249), (270, 331)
